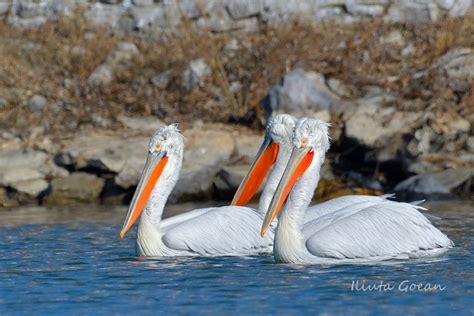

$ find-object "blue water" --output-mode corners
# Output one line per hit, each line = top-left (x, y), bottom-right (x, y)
(0, 201), (473, 315)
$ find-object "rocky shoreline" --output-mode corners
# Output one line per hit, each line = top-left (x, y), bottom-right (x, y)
(0, 4), (473, 207)
(1, 108), (472, 208)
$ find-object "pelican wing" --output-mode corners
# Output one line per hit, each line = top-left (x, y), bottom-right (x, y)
(305, 202), (453, 259)
(304, 195), (391, 223)
(161, 207), (216, 232)
(162, 206), (274, 256)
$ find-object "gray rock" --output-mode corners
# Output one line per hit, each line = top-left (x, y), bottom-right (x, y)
(183, 127), (235, 168)
(234, 133), (263, 164)
(170, 165), (216, 202)
(395, 168), (474, 199)
(87, 64), (114, 87)
(115, 154), (145, 189)
(346, 171), (383, 191)
(100, 0), (123, 4)
(213, 164), (252, 199)
(379, 30), (405, 46)
(0, 97), (7, 109)
(151, 70), (172, 89)
(13, 0), (47, 19)
(0, 150), (48, 169)
(182, 58), (211, 90)
(105, 42), (140, 66)
(27, 94), (47, 112)
(118, 116), (164, 132)
(261, 0), (317, 24)
(0, 2), (10, 15)
(230, 81), (242, 93)
(0, 168), (44, 187)
(467, 136), (474, 153)
(224, 38), (240, 52)
(226, 0), (261, 19)
(385, 2), (439, 23)
(262, 68), (339, 121)
(128, 5), (165, 31)
(178, 0), (204, 19)
(59, 133), (149, 174)
(345, 1), (385, 16)
(0, 149), (55, 198)
(10, 179), (49, 197)
(344, 97), (407, 147)
(132, 0), (154, 6)
(449, 0), (471, 16)
(88, 42), (140, 87)
(170, 127), (235, 201)
(344, 100), (422, 161)
(401, 43), (416, 56)
(44, 172), (105, 206)
(314, 6), (345, 21)
(206, 8), (234, 32)
(407, 160), (444, 175)
(85, 2), (127, 27)
(436, 0), (455, 10)
(0, 150), (48, 181)
(326, 78), (351, 98)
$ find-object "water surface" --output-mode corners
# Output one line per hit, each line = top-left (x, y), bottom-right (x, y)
(0, 201), (473, 315)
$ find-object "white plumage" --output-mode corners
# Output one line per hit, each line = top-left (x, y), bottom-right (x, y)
(120, 124), (275, 257)
(264, 118), (453, 264)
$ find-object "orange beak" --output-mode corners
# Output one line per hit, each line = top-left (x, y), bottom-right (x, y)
(120, 152), (168, 238)
(260, 147), (314, 237)
(231, 135), (279, 206)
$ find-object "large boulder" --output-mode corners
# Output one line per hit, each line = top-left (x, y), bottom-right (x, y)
(262, 68), (340, 121)
(394, 167), (473, 200)
(213, 164), (252, 200)
(182, 127), (235, 168)
(44, 172), (105, 205)
(58, 133), (150, 175)
(170, 165), (216, 202)
(0, 150), (51, 198)
(170, 127), (235, 202)
(234, 133), (264, 164)
(344, 98), (422, 161)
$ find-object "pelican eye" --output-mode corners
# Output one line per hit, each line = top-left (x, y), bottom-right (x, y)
(154, 143), (163, 152)
(300, 138), (309, 148)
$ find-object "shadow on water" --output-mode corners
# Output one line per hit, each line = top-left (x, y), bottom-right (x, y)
(0, 200), (473, 314)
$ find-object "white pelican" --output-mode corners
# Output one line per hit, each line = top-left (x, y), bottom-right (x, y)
(232, 114), (395, 224)
(119, 124), (276, 257)
(260, 118), (453, 264)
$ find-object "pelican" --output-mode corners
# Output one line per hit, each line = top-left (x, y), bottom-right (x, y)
(119, 124), (278, 257)
(232, 114), (395, 224)
(261, 118), (453, 264)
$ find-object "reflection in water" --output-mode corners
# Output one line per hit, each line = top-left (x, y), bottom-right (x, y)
(0, 200), (472, 314)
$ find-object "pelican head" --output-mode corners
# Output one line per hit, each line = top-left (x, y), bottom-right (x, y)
(260, 118), (330, 236)
(231, 114), (296, 206)
(120, 124), (184, 238)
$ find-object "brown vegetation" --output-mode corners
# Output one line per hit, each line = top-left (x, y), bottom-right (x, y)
(0, 10), (473, 140)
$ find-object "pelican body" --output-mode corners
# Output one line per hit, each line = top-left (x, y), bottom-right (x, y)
(119, 124), (278, 257)
(260, 118), (453, 264)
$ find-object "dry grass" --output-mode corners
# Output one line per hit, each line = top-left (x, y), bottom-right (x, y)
(0, 10), (473, 140)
